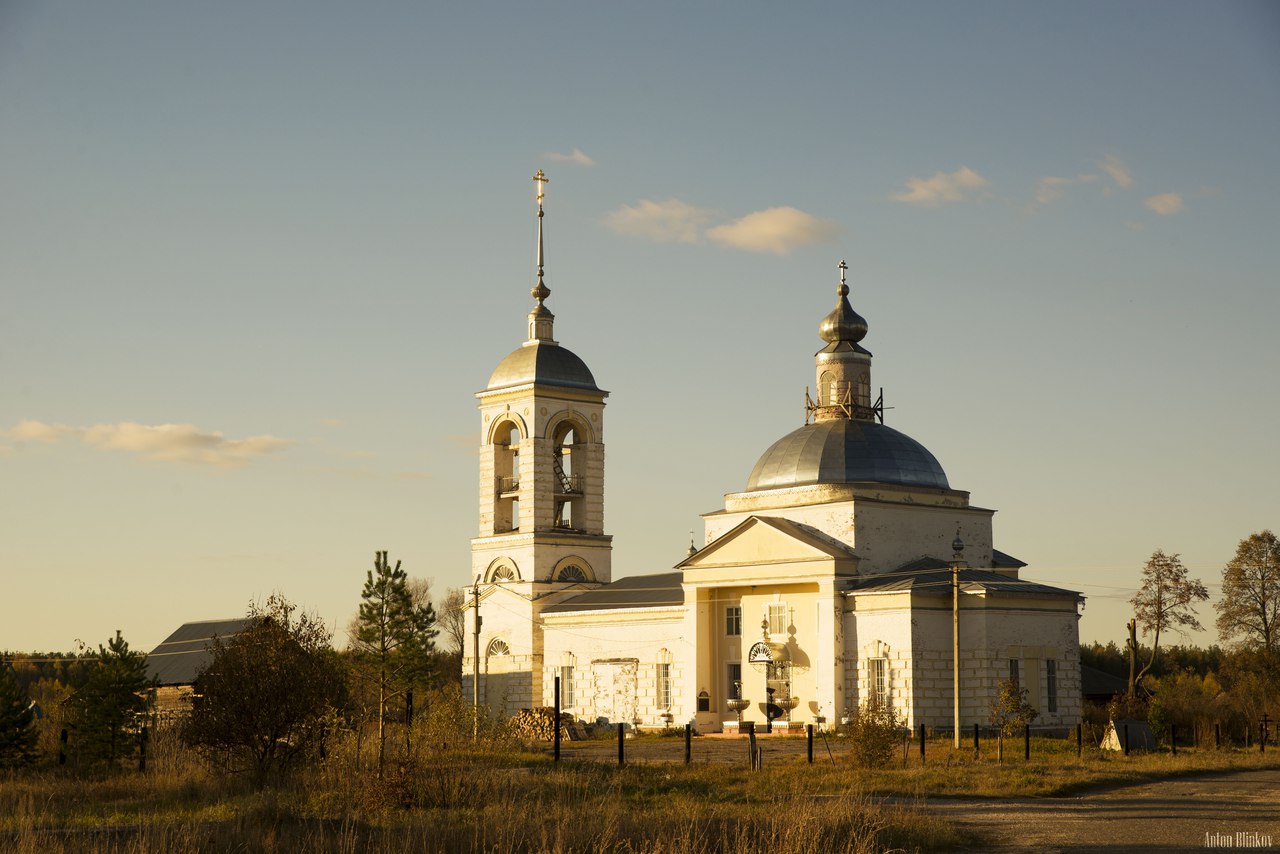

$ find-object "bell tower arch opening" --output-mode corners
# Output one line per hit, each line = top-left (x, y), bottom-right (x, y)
(551, 419), (587, 530)
(492, 421), (522, 533)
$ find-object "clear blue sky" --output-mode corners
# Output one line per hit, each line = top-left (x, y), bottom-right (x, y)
(2, 1), (1277, 653)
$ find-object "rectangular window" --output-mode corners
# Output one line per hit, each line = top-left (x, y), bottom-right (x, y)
(871, 658), (889, 707)
(726, 606), (742, 636)
(727, 662), (742, 699)
(1008, 659), (1020, 688)
(768, 603), (787, 635)
(657, 663), (672, 709)
(1046, 660), (1057, 713)
(560, 666), (574, 709)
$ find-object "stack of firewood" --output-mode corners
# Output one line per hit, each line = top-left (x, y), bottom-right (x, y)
(508, 707), (575, 741)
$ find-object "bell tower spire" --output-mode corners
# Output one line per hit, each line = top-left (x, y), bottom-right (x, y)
(528, 169), (555, 342)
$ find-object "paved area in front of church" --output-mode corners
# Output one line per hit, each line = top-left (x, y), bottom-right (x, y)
(922, 768), (1280, 852)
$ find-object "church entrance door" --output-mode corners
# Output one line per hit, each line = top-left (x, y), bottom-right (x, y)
(591, 659), (638, 725)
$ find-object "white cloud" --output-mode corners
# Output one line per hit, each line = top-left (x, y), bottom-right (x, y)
(603, 198), (713, 243)
(890, 166), (989, 207)
(705, 206), (839, 255)
(544, 148), (595, 167)
(1099, 155), (1133, 189)
(1144, 193), (1184, 215)
(3, 420), (293, 467)
(319, 417), (345, 428)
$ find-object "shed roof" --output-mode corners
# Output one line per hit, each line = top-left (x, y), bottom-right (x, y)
(146, 618), (253, 686)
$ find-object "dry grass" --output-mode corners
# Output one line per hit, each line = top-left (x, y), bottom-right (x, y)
(4, 726), (1278, 853)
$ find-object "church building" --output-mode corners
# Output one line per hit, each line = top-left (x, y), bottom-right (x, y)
(462, 174), (1082, 733)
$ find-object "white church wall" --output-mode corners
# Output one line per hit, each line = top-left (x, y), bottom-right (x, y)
(851, 502), (994, 574)
(541, 608), (687, 728)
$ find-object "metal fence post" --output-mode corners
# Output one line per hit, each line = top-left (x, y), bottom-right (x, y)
(617, 723), (625, 767)
(554, 676), (561, 764)
(685, 723), (692, 765)
(1171, 724), (1177, 756)
(1076, 722), (1082, 757)
(807, 724), (814, 764)
(919, 723), (926, 763)
(973, 723), (979, 757)
(1024, 724), (1030, 761)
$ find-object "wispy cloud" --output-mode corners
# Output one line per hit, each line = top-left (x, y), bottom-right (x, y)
(603, 198), (713, 243)
(1033, 174), (1100, 206)
(890, 166), (989, 208)
(706, 207), (839, 255)
(3, 420), (293, 467)
(319, 417), (345, 428)
(1144, 192), (1184, 215)
(544, 148), (595, 167)
(1098, 155), (1133, 189)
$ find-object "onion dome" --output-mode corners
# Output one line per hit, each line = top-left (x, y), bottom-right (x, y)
(818, 265), (868, 351)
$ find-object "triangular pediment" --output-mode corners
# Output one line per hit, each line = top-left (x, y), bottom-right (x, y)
(677, 516), (858, 580)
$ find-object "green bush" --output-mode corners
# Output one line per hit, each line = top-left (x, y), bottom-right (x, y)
(847, 700), (902, 768)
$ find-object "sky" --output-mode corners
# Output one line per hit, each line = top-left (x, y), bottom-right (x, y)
(2, 1), (1278, 655)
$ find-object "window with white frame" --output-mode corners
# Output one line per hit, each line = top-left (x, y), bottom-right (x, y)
(657, 663), (672, 709)
(871, 658), (889, 707)
(560, 665), (575, 708)
(726, 605), (742, 636)
(767, 603), (787, 635)
(1046, 659), (1057, 713)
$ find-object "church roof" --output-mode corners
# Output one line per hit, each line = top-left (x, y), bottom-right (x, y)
(542, 571), (683, 613)
(848, 566), (1080, 599)
(146, 618), (253, 686)
(487, 340), (599, 392)
(746, 418), (950, 492)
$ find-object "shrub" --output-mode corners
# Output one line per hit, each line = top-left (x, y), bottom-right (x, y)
(847, 700), (902, 768)
(989, 679), (1037, 738)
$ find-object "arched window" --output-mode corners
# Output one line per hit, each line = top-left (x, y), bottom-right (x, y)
(556, 564), (587, 582)
(819, 371), (835, 405)
(485, 558), (519, 583)
(486, 639), (510, 657)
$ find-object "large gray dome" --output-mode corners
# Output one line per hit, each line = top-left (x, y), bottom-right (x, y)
(747, 419), (949, 491)
(487, 341), (598, 391)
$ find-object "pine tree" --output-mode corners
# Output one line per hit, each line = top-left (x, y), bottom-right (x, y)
(69, 631), (153, 768)
(0, 661), (38, 767)
(353, 551), (438, 776)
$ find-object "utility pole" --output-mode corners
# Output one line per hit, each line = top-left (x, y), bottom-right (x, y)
(952, 529), (965, 749)
(472, 583), (482, 740)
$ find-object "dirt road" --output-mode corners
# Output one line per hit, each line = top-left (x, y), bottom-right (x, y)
(923, 769), (1280, 852)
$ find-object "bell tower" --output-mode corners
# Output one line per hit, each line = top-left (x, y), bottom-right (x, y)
(465, 171), (612, 713)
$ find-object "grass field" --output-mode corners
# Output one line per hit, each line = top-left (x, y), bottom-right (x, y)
(3, 725), (1279, 853)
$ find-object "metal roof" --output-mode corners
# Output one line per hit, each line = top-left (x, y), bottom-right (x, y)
(486, 340), (599, 392)
(145, 618), (253, 686)
(746, 418), (950, 492)
(542, 571), (684, 614)
(992, 549), (1028, 569)
(848, 566), (1081, 599)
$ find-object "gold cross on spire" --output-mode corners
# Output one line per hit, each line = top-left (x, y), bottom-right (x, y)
(838, 259), (849, 296)
(533, 169), (549, 207)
